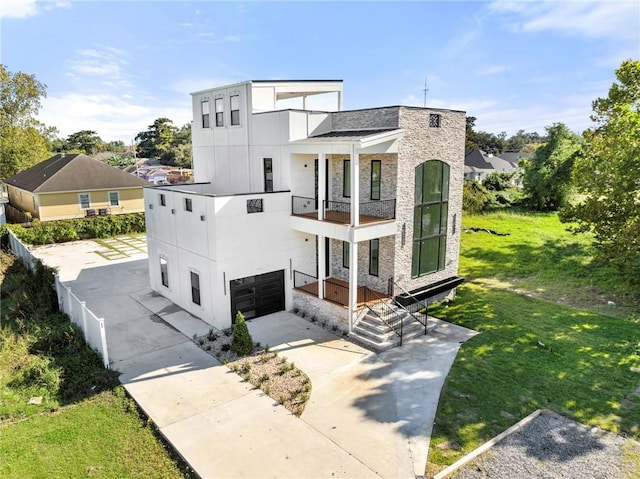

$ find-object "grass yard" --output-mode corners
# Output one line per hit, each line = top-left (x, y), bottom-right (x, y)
(0, 251), (191, 479)
(426, 210), (640, 476)
(460, 210), (639, 318)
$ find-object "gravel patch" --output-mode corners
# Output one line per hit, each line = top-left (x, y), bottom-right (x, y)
(451, 410), (640, 479)
(193, 329), (311, 416)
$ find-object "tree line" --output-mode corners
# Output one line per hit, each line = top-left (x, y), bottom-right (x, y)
(2, 60), (638, 286)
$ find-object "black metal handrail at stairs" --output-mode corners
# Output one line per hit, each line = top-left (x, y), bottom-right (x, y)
(362, 286), (404, 346)
(389, 279), (430, 335)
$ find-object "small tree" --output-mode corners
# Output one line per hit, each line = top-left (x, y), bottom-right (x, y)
(462, 180), (489, 214)
(231, 311), (253, 356)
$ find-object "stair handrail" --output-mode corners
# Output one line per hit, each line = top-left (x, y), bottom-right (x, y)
(362, 286), (404, 346)
(390, 279), (430, 335)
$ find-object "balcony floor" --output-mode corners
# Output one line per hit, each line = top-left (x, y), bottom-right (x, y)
(292, 211), (391, 225)
(294, 277), (388, 307)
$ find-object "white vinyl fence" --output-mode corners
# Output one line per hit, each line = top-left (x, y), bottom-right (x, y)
(7, 230), (110, 368)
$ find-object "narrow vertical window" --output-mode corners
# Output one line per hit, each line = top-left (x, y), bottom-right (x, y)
(79, 193), (90, 209)
(342, 241), (349, 269)
(369, 239), (379, 276)
(184, 197), (193, 212)
(370, 160), (381, 200)
(160, 257), (169, 287)
(159, 193), (166, 206)
(108, 191), (119, 206)
(263, 158), (273, 192)
(230, 94), (240, 125)
(191, 271), (201, 305)
(343, 159), (351, 198)
(215, 97), (224, 127)
(201, 100), (210, 128)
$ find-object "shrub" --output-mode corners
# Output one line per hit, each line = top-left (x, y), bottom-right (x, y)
(462, 180), (489, 213)
(231, 311), (253, 356)
(482, 171), (514, 191)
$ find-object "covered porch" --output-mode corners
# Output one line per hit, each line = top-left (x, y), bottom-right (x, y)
(293, 271), (390, 308)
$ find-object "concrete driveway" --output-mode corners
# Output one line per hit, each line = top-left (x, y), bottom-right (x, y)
(32, 239), (477, 478)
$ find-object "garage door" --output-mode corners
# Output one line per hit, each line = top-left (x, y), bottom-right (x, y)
(230, 270), (285, 321)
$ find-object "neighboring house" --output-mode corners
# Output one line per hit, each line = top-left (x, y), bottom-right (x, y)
(3, 153), (148, 222)
(144, 80), (466, 349)
(464, 149), (519, 182)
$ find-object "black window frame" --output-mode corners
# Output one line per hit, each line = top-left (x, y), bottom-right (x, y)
(411, 160), (450, 278)
(160, 257), (169, 288)
(369, 239), (379, 276)
(247, 198), (263, 214)
(263, 158), (273, 192)
(370, 160), (381, 200)
(201, 100), (210, 128)
(343, 159), (351, 198)
(429, 113), (441, 128)
(159, 193), (166, 207)
(342, 241), (349, 269)
(191, 271), (201, 306)
(230, 94), (240, 126)
(215, 97), (224, 127)
(184, 197), (193, 212)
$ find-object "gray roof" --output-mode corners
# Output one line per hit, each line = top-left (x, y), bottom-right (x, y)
(464, 149), (493, 169)
(4, 153), (149, 193)
(309, 128), (397, 141)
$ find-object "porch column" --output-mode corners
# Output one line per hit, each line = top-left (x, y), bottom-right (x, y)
(317, 235), (325, 300)
(317, 153), (326, 221)
(348, 240), (358, 332)
(350, 144), (360, 226)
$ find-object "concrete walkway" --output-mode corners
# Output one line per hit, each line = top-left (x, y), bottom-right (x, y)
(32, 241), (477, 478)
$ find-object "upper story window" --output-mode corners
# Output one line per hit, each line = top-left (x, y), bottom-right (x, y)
(247, 198), (263, 213)
(263, 158), (273, 192)
(370, 160), (381, 200)
(201, 100), (210, 128)
(215, 97), (224, 127)
(412, 160), (450, 277)
(109, 191), (120, 207)
(429, 114), (441, 128)
(230, 94), (240, 126)
(184, 197), (193, 212)
(159, 193), (166, 206)
(343, 159), (351, 198)
(190, 271), (201, 306)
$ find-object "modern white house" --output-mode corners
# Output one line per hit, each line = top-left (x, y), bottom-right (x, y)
(144, 80), (466, 350)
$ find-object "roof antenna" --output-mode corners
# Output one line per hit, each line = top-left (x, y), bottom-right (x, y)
(423, 76), (429, 107)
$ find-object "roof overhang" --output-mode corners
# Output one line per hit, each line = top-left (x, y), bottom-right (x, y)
(289, 128), (404, 154)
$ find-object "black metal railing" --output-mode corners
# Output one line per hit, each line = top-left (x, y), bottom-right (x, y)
(291, 196), (317, 217)
(360, 199), (396, 221)
(363, 286), (404, 345)
(293, 270), (318, 289)
(323, 279), (349, 306)
(390, 279), (429, 335)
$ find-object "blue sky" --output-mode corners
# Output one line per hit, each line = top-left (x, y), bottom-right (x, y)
(2, 0), (638, 142)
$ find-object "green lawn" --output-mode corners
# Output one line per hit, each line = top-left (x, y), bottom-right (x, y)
(426, 210), (640, 476)
(0, 252), (191, 479)
(460, 210), (639, 318)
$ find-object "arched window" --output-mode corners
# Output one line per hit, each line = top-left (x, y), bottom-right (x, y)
(412, 160), (449, 277)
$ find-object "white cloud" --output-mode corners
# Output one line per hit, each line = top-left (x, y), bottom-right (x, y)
(38, 92), (192, 142)
(478, 65), (510, 76)
(490, 0), (640, 41)
(67, 47), (132, 89)
(0, 0), (37, 19)
(0, 0), (70, 19)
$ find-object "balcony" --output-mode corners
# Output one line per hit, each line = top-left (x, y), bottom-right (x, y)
(291, 196), (396, 224)
(293, 270), (388, 307)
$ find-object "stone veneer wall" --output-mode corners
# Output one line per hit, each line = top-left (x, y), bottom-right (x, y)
(329, 154), (398, 203)
(330, 107), (399, 131)
(329, 236), (395, 293)
(292, 290), (349, 331)
(393, 107), (466, 294)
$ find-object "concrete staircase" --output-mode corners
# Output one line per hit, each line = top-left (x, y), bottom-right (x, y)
(349, 301), (427, 352)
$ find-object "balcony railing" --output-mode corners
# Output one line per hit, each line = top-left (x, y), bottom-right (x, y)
(292, 196), (396, 224)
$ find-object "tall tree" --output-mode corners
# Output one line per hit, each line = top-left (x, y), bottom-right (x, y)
(0, 65), (50, 178)
(64, 130), (106, 155)
(135, 117), (178, 160)
(521, 123), (581, 211)
(561, 60), (640, 284)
